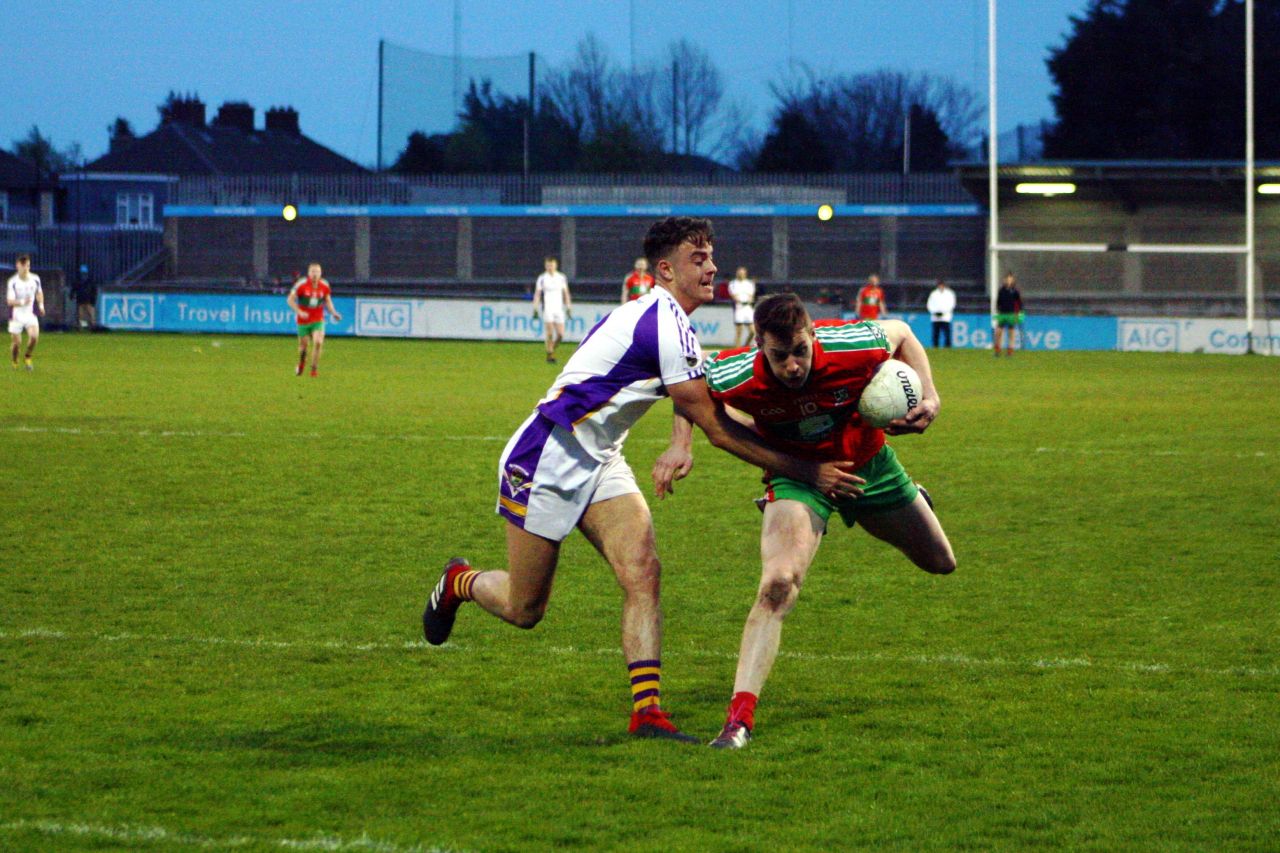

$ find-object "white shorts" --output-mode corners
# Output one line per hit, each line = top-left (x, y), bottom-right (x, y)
(542, 309), (566, 326)
(496, 411), (641, 541)
(733, 303), (755, 325)
(8, 316), (37, 335)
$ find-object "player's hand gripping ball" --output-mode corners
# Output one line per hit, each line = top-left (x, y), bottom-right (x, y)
(857, 359), (922, 428)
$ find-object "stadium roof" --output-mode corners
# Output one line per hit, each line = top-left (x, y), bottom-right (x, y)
(87, 105), (367, 176)
(956, 161), (1280, 208)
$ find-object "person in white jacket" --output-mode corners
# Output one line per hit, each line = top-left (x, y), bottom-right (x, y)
(926, 279), (956, 348)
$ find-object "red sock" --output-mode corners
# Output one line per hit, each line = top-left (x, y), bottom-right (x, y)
(728, 691), (758, 730)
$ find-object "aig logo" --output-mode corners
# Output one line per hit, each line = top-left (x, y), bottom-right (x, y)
(356, 299), (413, 336)
(1118, 319), (1178, 352)
(101, 294), (154, 329)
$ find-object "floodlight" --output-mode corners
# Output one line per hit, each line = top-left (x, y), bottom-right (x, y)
(1014, 183), (1076, 197)
(282, 204), (298, 221)
(817, 204), (834, 221)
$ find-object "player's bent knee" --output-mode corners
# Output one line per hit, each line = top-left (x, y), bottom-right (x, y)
(759, 573), (801, 611)
(505, 603), (546, 629)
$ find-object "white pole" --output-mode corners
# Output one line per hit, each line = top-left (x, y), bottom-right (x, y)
(987, 0), (999, 325)
(1246, 0), (1256, 353)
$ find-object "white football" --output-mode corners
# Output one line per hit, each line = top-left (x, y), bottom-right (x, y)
(857, 359), (922, 428)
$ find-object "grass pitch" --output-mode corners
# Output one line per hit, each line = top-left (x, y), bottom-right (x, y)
(2, 332), (1278, 851)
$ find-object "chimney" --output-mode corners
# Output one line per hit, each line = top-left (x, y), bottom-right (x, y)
(160, 92), (207, 127)
(108, 118), (136, 153)
(265, 106), (301, 136)
(212, 101), (256, 133)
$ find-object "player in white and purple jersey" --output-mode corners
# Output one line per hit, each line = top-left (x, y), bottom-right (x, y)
(422, 217), (866, 743)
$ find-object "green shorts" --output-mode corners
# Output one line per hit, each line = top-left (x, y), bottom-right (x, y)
(762, 444), (919, 529)
(297, 321), (325, 337)
(996, 312), (1025, 328)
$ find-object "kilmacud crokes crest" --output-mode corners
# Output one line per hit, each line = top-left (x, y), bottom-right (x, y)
(504, 464), (533, 495)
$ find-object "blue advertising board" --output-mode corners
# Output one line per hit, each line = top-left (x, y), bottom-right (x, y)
(99, 292), (357, 336)
(102, 292), (1269, 355)
(163, 203), (981, 218)
(890, 312), (1118, 351)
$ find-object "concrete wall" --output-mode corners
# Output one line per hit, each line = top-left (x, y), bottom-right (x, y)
(166, 213), (987, 293)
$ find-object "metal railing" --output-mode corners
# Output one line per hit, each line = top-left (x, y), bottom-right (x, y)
(0, 223), (164, 284)
(171, 172), (972, 207)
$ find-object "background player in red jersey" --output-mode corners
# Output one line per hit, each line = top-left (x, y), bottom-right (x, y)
(287, 262), (342, 376)
(854, 272), (887, 320)
(621, 257), (654, 303)
(658, 292), (955, 749)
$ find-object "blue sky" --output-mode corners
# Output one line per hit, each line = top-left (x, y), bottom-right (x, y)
(6, 0), (1090, 167)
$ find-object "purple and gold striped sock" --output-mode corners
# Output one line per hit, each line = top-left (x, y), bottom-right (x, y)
(628, 659), (661, 713)
(451, 569), (481, 602)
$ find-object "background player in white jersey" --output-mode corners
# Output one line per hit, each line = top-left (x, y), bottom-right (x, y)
(7, 254), (44, 370)
(533, 256), (572, 363)
(423, 217), (865, 743)
(728, 266), (757, 348)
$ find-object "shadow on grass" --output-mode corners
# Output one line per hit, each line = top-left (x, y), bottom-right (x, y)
(187, 713), (647, 767)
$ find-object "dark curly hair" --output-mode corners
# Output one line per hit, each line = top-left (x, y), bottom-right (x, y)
(643, 217), (715, 270)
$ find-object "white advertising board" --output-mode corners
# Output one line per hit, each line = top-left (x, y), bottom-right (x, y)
(352, 297), (741, 348)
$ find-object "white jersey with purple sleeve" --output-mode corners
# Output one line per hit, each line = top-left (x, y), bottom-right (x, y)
(535, 286), (703, 462)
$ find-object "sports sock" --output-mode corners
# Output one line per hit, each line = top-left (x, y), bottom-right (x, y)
(728, 691), (758, 730)
(628, 659), (661, 713)
(450, 568), (481, 601)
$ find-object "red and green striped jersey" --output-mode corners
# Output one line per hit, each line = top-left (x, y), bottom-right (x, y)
(293, 278), (331, 325)
(624, 272), (654, 301)
(705, 319), (892, 468)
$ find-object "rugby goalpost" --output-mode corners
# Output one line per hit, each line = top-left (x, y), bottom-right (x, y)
(986, 0), (1263, 354)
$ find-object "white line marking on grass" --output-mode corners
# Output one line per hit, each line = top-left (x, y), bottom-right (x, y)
(2, 425), (249, 438)
(1, 425), (664, 445)
(3, 627), (1275, 680)
(7, 426), (1271, 456)
(1033, 445), (1269, 459)
(0, 819), (461, 852)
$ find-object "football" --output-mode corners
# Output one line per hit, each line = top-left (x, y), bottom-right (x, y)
(857, 359), (922, 428)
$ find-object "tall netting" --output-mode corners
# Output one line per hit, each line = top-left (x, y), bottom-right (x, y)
(378, 40), (532, 169)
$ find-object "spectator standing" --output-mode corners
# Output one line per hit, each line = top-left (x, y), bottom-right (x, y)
(926, 279), (956, 348)
(994, 272), (1024, 356)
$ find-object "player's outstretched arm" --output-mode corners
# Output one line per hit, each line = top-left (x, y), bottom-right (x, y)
(324, 293), (341, 322)
(880, 319), (940, 435)
(666, 378), (865, 497)
(36, 284), (44, 314)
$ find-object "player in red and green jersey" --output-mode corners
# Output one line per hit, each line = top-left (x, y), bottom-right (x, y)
(621, 257), (655, 303)
(287, 262), (342, 377)
(656, 292), (955, 749)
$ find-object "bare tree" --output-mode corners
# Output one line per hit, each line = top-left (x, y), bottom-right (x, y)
(660, 39), (725, 156)
(542, 34), (665, 152)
